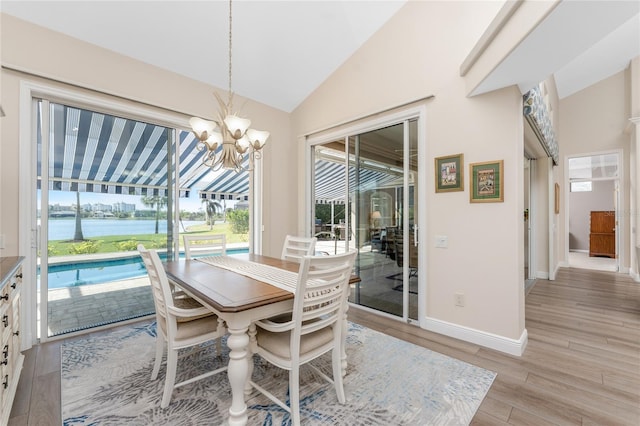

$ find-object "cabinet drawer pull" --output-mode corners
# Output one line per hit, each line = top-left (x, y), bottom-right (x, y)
(11, 283), (16, 289)
(13, 331), (19, 336)
(2, 375), (8, 389)
(15, 273), (22, 279)
(0, 294), (8, 301)
(0, 359), (6, 366)
(2, 345), (8, 358)
(2, 315), (7, 327)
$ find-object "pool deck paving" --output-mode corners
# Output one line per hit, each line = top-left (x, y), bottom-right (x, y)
(46, 276), (155, 336)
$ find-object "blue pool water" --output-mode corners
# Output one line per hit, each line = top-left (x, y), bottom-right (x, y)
(42, 248), (249, 289)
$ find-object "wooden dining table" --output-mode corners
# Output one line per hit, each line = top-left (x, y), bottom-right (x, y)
(164, 252), (359, 426)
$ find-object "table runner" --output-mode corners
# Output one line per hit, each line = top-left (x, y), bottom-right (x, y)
(196, 256), (298, 293)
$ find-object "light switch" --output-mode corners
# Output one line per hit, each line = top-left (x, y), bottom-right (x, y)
(435, 235), (448, 248)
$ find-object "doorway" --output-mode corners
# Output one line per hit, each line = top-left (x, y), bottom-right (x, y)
(566, 152), (620, 272)
(524, 157), (536, 294)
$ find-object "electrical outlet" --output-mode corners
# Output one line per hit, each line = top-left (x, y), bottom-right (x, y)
(454, 292), (465, 307)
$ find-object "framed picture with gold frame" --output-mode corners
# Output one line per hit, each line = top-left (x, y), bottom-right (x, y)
(469, 160), (504, 203)
(554, 182), (560, 214)
(435, 153), (464, 193)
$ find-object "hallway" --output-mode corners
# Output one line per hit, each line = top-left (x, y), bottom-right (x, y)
(568, 251), (617, 272)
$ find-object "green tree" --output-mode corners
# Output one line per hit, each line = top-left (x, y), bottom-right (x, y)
(314, 203), (346, 225)
(141, 195), (168, 234)
(73, 190), (85, 241)
(201, 199), (222, 230)
(227, 209), (249, 235)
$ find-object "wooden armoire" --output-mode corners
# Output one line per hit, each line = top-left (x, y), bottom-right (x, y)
(589, 211), (616, 258)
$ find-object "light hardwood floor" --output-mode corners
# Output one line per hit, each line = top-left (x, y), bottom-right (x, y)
(9, 267), (640, 425)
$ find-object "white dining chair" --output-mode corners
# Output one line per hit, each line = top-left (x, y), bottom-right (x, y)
(183, 234), (227, 260)
(249, 250), (357, 426)
(280, 235), (317, 263)
(138, 244), (227, 408)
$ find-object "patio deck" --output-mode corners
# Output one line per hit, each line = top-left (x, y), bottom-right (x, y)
(45, 276), (154, 336)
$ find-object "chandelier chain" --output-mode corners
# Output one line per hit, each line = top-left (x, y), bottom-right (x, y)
(188, 0), (269, 173)
(228, 0), (233, 111)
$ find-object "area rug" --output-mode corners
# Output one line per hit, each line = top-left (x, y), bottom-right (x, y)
(61, 321), (496, 425)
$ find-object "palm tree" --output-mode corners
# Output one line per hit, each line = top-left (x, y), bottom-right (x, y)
(73, 190), (84, 241)
(201, 199), (222, 230)
(141, 195), (168, 234)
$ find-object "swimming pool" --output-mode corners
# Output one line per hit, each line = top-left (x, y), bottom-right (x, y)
(41, 248), (249, 289)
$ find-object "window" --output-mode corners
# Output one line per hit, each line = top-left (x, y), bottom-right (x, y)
(570, 181), (592, 192)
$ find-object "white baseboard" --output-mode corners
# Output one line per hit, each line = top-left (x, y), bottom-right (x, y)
(536, 270), (549, 279)
(423, 317), (527, 357)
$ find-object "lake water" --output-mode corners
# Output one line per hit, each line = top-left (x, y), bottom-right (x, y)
(46, 219), (205, 241)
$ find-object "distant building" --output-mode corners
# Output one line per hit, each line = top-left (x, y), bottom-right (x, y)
(49, 210), (76, 218)
(93, 211), (115, 218)
(49, 203), (76, 217)
(92, 203), (112, 212)
(113, 202), (135, 213)
(50, 203), (73, 211)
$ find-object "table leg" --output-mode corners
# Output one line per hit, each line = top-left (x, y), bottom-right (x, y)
(226, 325), (250, 426)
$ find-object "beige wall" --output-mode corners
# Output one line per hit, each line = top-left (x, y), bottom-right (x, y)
(0, 13), (294, 258)
(559, 70), (631, 271)
(292, 1), (526, 342)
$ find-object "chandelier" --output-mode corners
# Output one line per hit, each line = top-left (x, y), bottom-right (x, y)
(189, 0), (269, 172)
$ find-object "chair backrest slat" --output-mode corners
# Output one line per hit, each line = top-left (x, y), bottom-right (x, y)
(183, 234), (226, 260)
(281, 235), (317, 263)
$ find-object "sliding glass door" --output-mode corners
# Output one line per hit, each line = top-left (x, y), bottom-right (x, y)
(310, 115), (422, 322)
(36, 100), (174, 338)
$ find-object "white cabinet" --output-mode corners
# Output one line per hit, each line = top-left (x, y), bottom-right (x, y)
(0, 257), (24, 426)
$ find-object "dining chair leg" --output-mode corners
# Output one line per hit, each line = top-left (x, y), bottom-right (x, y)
(216, 318), (225, 354)
(161, 348), (178, 408)
(151, 336), (164, 380)
(245, 324), (257, 397)
(290, 367), (301, 426)
(341, 311), (348, 377)
(332, 343), (346, 404)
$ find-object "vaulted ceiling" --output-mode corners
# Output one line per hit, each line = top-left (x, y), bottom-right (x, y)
(471, 0), (640, 99)
(2, 1), (639, 112)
